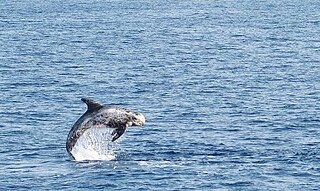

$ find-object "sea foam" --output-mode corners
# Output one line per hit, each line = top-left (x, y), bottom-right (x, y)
(70, 127), (117, 161)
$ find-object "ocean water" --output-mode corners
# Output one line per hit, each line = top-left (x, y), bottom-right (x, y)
(1, 0), (320, 190)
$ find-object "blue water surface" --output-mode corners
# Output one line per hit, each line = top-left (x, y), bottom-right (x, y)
(1, 0), (320, 190)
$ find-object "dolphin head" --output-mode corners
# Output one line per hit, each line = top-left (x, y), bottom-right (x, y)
(131, 112), (146, 126)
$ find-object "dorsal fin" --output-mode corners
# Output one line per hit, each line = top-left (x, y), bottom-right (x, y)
(81, 98), (103, 112)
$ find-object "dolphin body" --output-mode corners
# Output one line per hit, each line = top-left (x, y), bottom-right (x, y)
(66, 98), (145, 159)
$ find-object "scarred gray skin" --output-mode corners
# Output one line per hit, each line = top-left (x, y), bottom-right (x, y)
(66, 98), (145, 159)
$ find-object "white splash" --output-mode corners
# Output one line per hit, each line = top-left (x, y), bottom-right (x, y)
(70, 127), (117, 161)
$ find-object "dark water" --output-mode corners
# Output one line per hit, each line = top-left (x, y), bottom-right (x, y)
(1, 0), (320, 190)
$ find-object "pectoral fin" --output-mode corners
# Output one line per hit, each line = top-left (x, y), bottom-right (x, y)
(111, 126), (127, 142)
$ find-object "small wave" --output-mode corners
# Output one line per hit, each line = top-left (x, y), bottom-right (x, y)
(70, 127), (117, 161)
(138, 160), (182, 168)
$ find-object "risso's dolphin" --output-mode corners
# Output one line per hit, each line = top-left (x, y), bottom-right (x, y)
(66, 98), (145, 159)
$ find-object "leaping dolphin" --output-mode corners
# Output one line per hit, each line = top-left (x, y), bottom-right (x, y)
(66, 98), (145, 159)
